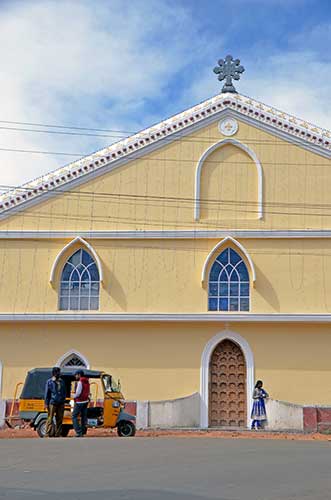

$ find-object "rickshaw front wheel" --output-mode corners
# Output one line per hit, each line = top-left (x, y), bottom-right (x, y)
(117, 420), (136, 437)
(36, 419), (52, 438)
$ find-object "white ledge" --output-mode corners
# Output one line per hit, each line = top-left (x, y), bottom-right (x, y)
(1, 313), (331, 322)
(2, 229), (331, 239)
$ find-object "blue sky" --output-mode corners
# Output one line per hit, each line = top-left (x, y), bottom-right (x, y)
(1, 0), (331, 185)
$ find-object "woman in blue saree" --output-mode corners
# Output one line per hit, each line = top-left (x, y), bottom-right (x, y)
(251, 380), (269, 430)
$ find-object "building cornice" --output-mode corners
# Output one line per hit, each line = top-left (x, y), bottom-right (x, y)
(1, 229), (331, 239)
(1, 92), (331, 219)
(1, 313), (331, 322)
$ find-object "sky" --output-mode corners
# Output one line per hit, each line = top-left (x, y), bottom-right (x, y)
(1, 0), (331, 186)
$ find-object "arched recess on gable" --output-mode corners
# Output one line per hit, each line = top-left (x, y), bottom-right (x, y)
(201, 236), (256, 287)
(49, 237), (103, 287)
(194, 138), (263, 221)
(56, 350), (90, 369)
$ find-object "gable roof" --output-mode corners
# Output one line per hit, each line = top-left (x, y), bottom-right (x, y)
(1, 91), (331, 218)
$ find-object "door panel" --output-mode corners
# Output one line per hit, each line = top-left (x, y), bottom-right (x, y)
(209, 339), (246, 427)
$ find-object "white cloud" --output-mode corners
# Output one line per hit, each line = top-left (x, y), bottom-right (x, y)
(1, 1), (330, 190)
(0, 0), (210, 187)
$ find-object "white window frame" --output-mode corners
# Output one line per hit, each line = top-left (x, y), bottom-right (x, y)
(59, 248), (100, 311)
(208, 248), (250, 312)
(49, 237), (103, 285)
(56, 350), (90, 369)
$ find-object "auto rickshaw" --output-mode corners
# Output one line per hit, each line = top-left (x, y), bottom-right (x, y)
(19, 368), (136, 437)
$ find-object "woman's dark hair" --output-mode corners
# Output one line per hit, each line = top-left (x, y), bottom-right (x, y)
(255, 380), (263, 388)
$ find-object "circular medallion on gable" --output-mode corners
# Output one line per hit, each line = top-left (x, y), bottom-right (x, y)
(219, 118), (238, 136)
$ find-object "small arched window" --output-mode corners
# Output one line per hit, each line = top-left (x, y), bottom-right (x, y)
(60, 353), (87, 368)
(59, 249), (100, 311)
(208, 248), (249, 311)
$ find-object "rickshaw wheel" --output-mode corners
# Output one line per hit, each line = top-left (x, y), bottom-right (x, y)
(36, 419), (53, 438)
(117, 420), (136, 437)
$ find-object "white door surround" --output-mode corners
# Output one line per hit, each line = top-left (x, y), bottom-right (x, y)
(200, 329), (254, 428)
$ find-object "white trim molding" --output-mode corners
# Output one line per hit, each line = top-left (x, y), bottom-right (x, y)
(2, 229), (331, 240)
(201, 236), (256, 285)
(56, 350), (90, 369)
(200, 329), (254, 428)
(49, 236), (104, 284)
(1, 312), (331, 322)
(194, 138), (263, 221)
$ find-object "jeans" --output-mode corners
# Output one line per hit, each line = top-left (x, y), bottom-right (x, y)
(72, 403), (88, 436)
(46, 403), (65, 437)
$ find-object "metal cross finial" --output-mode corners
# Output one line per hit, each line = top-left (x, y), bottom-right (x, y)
(213, 55), (245, 93)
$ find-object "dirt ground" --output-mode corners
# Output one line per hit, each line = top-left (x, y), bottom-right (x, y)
(1, 426), (331, 440)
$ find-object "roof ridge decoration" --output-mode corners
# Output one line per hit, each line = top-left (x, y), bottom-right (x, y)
(1, 92), (331, 216)
(213, 55), (245, 93)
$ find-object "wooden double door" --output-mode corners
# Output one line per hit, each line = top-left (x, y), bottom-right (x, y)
(209, 339), (246, 427)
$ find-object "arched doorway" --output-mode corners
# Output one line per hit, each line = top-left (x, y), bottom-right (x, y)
(209, 339), (246, 427)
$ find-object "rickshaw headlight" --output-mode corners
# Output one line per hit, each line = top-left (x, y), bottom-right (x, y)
(112, 401), (120, 408)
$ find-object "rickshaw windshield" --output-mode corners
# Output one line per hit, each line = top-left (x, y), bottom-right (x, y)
(102, 374), (120, 393)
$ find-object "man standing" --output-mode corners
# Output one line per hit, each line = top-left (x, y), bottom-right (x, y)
(72, 370), (90, 437)
(44, 367), (66, 437)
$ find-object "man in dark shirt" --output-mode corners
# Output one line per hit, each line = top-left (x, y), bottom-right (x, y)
(44, 367), (66, 437)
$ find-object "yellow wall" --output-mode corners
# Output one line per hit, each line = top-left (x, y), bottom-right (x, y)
(0, 238), (331, 313)
(1, 322), (331, 405)
(0, 117), (330, 313)
(0, 118), (330, 232)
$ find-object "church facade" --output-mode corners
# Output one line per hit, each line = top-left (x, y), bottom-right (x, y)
(1, 88), (331, 430)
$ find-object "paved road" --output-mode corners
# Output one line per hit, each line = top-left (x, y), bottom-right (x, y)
(0, 437), (330, 499)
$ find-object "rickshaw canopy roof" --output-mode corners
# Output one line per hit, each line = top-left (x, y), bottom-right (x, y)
(20, 367), (105, 400)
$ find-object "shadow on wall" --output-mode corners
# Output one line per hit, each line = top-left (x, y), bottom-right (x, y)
(255, 264), (280, 312)
(103, 265), (127, 310)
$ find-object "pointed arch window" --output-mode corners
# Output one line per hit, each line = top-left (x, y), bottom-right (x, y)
(59, 249), (100, 311)
(60, 353), (87, 368)
(208, 248), (249, 312)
